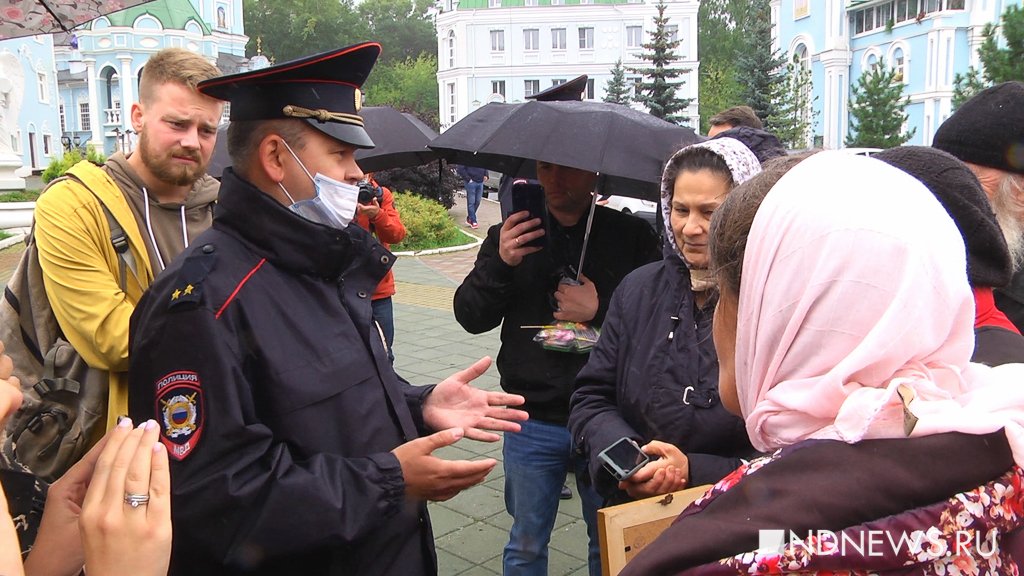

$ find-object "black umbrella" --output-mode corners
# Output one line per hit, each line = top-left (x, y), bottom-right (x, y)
(354, 107), (439, 173)
(428, 100), (704, 201)
(207, 107), (439, 178)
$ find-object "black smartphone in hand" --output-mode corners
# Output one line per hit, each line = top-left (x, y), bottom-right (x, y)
(511, 182), (547, 248)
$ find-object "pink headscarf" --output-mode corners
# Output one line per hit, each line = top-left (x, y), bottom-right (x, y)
(736, 151), (1024, 464)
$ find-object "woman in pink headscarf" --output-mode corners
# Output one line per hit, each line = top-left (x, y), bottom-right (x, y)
(621, 151), (1024, 575)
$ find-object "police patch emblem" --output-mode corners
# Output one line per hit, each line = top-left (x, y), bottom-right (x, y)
(155, 371), (205, 461)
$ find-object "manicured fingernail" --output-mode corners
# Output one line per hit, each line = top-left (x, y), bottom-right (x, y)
(153, 443), (165, 453)
(145, 419), (158, 431)
(118, 417), (133, 429)
(137, 420), (148, 429)
(451, 428), (464, 440)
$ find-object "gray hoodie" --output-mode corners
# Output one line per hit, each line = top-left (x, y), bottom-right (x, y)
(103, 152), (219, 275)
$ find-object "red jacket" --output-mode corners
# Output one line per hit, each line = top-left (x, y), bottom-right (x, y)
(355, 183), (406, 300)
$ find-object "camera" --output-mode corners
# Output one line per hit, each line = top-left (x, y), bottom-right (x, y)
(597, 437), (650, 481)
(358, 181), (384, 205)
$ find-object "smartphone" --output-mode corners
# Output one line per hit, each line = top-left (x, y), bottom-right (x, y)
(597, 437), (650, 481)
(510, 181), (547, 248)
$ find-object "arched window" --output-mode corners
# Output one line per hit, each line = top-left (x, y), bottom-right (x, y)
(185, 20), (203, 35)
(891, 46), (906, 83)
(447, 30), (456, 68)
(133, 15), (162, 30)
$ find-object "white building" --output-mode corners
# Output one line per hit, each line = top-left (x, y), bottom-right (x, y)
(434, 0), (700, 130)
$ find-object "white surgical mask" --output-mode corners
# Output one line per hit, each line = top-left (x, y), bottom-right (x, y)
(278, 140), (360, 230)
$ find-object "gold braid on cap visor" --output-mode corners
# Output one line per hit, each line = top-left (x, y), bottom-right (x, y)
(282, 104), (364, 126)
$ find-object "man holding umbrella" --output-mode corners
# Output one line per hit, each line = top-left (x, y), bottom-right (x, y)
(454, 147), (660, 573)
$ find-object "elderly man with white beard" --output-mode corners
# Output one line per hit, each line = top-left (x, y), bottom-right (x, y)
(933, 81), (1024, 332)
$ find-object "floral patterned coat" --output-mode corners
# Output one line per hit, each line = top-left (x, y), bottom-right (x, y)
(619, 431), (1024, 576)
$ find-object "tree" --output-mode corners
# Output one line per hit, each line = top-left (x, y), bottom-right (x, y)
(242, 0), (368, 63)
(735, 0), (786, 125)
(953, 4), (1024, 107)
(846, 61), (915, 148)
(603, 59), (631, 105)
(766, 55), (817, 148)
(627, 1), (691, 123)
(374, 161), (459, 209)
(697, 0), (746, 133)
(363, 54), (440, 129)
(357, 0), (437, 66)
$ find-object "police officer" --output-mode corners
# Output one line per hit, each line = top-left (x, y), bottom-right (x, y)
(127, 42), (528, 575)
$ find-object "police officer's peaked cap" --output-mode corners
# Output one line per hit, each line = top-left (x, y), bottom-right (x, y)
(197, 42), (380, 149)
(526, 75), (588, 102)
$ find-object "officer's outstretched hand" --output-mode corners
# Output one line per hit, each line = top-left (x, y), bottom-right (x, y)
(392, 428), (496, 502)
(423, 356), (528, 442)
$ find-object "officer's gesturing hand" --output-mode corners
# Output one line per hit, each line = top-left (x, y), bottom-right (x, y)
(423, 356), (528, 442)
(391, 428), (495, 502)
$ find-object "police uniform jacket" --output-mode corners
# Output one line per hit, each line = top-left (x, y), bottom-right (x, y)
(453, 206), (659, 425)
(128, 168), (435, 576)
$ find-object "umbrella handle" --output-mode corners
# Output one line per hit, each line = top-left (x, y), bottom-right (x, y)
(575, 174), (603, 283)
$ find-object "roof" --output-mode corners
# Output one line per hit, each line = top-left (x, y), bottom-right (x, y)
(96, 0), (212, 34)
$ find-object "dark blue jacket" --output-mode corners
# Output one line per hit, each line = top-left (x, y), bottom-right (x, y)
(569, 252), (756, 500)
(457, 165), (488, 183)
(128, 169), (435, 576)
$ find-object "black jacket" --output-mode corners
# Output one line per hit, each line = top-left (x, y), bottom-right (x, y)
(453, 205), (659, 425)
(569, 254), (754, 500)
(128, 169), (435, 576)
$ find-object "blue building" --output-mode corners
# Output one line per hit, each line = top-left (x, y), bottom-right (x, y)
(772, 0), (1021, 149)
(0, 34), (61, 181)
(0, 0), (248, 178)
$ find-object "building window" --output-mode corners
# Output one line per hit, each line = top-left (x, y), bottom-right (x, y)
(447, 31), (455, 68)
(794, 0), (809, 19)
(627, 26), (642, 48)
(59, 104), (66, 133)
(585, 78), (595, 99)
(666, 25), (678, 44)
(37, 72), (48, 102)
(79, 102), (91, 131)
(491, 30), (505, 52)
(794, 43), (809, 68)
(891, 46), (906, 82)
(551, 0), (563, 4)
(866, 52), (878, 71)
(552, 28), (566, 50)
(525, 0), (537, 5)
(629, 76), (642, 98)
(492, 80), (506, 97)
(489, 0), (500, 7)
(579, 27), (594, 50)
(43, 134), (52, 155)
(447, 83), (456, 125)
(551, 79), (566, 87)
(524, 29), (539, 51)
(580, 0), (593, 4)
(525, 79), (540, 97)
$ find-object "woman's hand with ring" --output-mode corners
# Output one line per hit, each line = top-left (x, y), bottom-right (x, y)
(80, 417), (172, 576)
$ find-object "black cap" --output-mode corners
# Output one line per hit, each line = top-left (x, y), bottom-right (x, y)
(875, 146), (1012, 288)
(932, 81), (1024, 175)
(197, 42), (380, 149)
(526, 75), (587, 102)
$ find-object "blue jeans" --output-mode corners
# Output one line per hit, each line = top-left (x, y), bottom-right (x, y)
(371, 297), (394, 363)
(503, 419), (602, 576)
(466, 181), (484, 224)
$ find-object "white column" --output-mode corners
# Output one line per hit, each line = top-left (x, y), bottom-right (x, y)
(85, 58), (102, 148)
(118, 54), (133, 129)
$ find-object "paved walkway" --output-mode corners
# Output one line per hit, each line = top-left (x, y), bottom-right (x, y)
(401, 193), (589, 575)
(0, 191), (591, 576)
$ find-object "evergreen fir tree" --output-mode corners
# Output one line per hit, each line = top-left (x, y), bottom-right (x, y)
(736, 0), (785, 124)
(953, 5), (1024, 107)
(627, 1), (691, 123)
(846, 61), (915, 149)
(604, 59), (631, 105)
(766, 55), (818, 148)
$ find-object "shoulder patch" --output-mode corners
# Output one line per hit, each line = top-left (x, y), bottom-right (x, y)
(168, 245), (217, 310)
(155, 371), (205, 461)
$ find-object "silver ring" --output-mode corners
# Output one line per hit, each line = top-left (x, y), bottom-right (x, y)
(124, 493), (150, 508)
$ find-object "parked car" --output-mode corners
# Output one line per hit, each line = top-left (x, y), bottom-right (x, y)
(599, 195), (658, 230)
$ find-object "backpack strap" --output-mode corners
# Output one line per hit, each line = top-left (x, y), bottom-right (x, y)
(57, 171), (138, 291)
